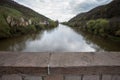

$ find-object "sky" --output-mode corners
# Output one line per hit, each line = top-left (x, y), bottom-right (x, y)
(14, 0), (112, 22)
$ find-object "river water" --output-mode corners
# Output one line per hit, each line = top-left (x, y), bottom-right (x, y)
(0, 24), (120, 52)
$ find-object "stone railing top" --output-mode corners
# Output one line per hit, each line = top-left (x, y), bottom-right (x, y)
(0, 52), (120, 67)
(50, 52), (120, 67)
(0, 52), (120, 75)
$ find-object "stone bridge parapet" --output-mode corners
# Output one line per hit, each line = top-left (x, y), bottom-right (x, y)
(0, 52), (120, 80)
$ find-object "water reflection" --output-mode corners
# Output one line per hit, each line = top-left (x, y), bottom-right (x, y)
(0, 31), (44, 51)
(0, 24), (120, 52)
(73, 27), (120, 51)
(22, 24), (97, 52)
(0, 24), (94, 52)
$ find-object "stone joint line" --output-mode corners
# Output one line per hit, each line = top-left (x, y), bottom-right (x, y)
(47, 52), (52, 75)
(47, 64), (50, 75)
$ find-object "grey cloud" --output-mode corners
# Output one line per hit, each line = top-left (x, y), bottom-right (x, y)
(14, 0), (112, 21)
(72, 0), (112, 14)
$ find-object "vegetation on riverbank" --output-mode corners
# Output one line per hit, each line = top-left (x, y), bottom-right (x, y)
(0, 0), (58, 39)
(66, 0), (120, 40)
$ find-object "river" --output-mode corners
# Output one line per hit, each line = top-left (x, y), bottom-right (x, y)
(0, 24), (120, 52)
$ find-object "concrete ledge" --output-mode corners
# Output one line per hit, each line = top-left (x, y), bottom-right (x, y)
(50, 52), (120, 75)
(0, 52), (50, 75)
(0, 67), (47, 75)
(50, 66), (120, 75)
(0, 52), (120, 75)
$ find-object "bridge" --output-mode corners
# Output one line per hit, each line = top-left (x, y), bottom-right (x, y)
(0, 52), (120, 80)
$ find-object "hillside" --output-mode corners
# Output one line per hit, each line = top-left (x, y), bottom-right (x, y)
(69, 0), (120, 22)
(0, 0), (58, 39)
(68, 0), (120, 38)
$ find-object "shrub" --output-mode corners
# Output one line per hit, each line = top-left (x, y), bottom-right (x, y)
(96, 19), (109, 36)
(36, 24), (48, 30)
(0, 15), (11, 38)
(49, 21), (58, 28)
(87, 20), (96, 32)
(87, 19), (109, 37)
(27, 25), (36, 32)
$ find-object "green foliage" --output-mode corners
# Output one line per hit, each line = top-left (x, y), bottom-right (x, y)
(87, 19), (109, 37)
(67, 0), (120, 39)
(87, 20), (96, 32)
(0, 1), (58, 39)
(49, 20), (58, 28)
(0, 6), (23, 22)
(35, 24), (45, 30)
(10, 25), (37, 36)
(27, 25), (36, 32)
(0, 15), (11, 38)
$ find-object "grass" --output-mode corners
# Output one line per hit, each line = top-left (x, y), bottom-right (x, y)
(0, 6), (23, 18)
(0, 14), (11, 38)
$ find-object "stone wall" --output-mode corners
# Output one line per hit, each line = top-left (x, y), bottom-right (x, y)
(0, 52), (120, 80)
(1, 74), (120, 80)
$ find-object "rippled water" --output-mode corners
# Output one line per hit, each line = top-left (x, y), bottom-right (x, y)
(0, 24), (120, 52)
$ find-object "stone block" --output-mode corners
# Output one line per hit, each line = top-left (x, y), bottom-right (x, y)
(23, 75), (42, 80)
(1, 74), (22, 80)
(65, 75), (81, 80)
(112, 75), (120, 80)
(83, 75), (99, 80)
(102, 75), (120, 80)
(44, 75), (63, 80)
(102, 75), (112, 80)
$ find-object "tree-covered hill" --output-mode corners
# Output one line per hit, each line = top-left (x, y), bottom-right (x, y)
(0, 0), (58, 39)
(69, 0), (120, 23)
(68, 0), (120, 38)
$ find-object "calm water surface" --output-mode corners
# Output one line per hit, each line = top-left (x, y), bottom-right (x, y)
(0, 24), (120, 52)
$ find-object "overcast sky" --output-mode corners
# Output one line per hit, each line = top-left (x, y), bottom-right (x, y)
(14, 0), (112, 22)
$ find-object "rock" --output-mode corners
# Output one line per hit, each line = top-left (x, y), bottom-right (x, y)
(6, 16), (12, 24)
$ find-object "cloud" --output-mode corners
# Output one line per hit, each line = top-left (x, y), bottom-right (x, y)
(72, 0), (112, 13)
(14, 0), (112, 22)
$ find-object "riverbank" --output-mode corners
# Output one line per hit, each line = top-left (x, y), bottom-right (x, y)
(63, 19), (120, 42)
(1, 24), (120, 52)
(0, 18), (58, 39)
